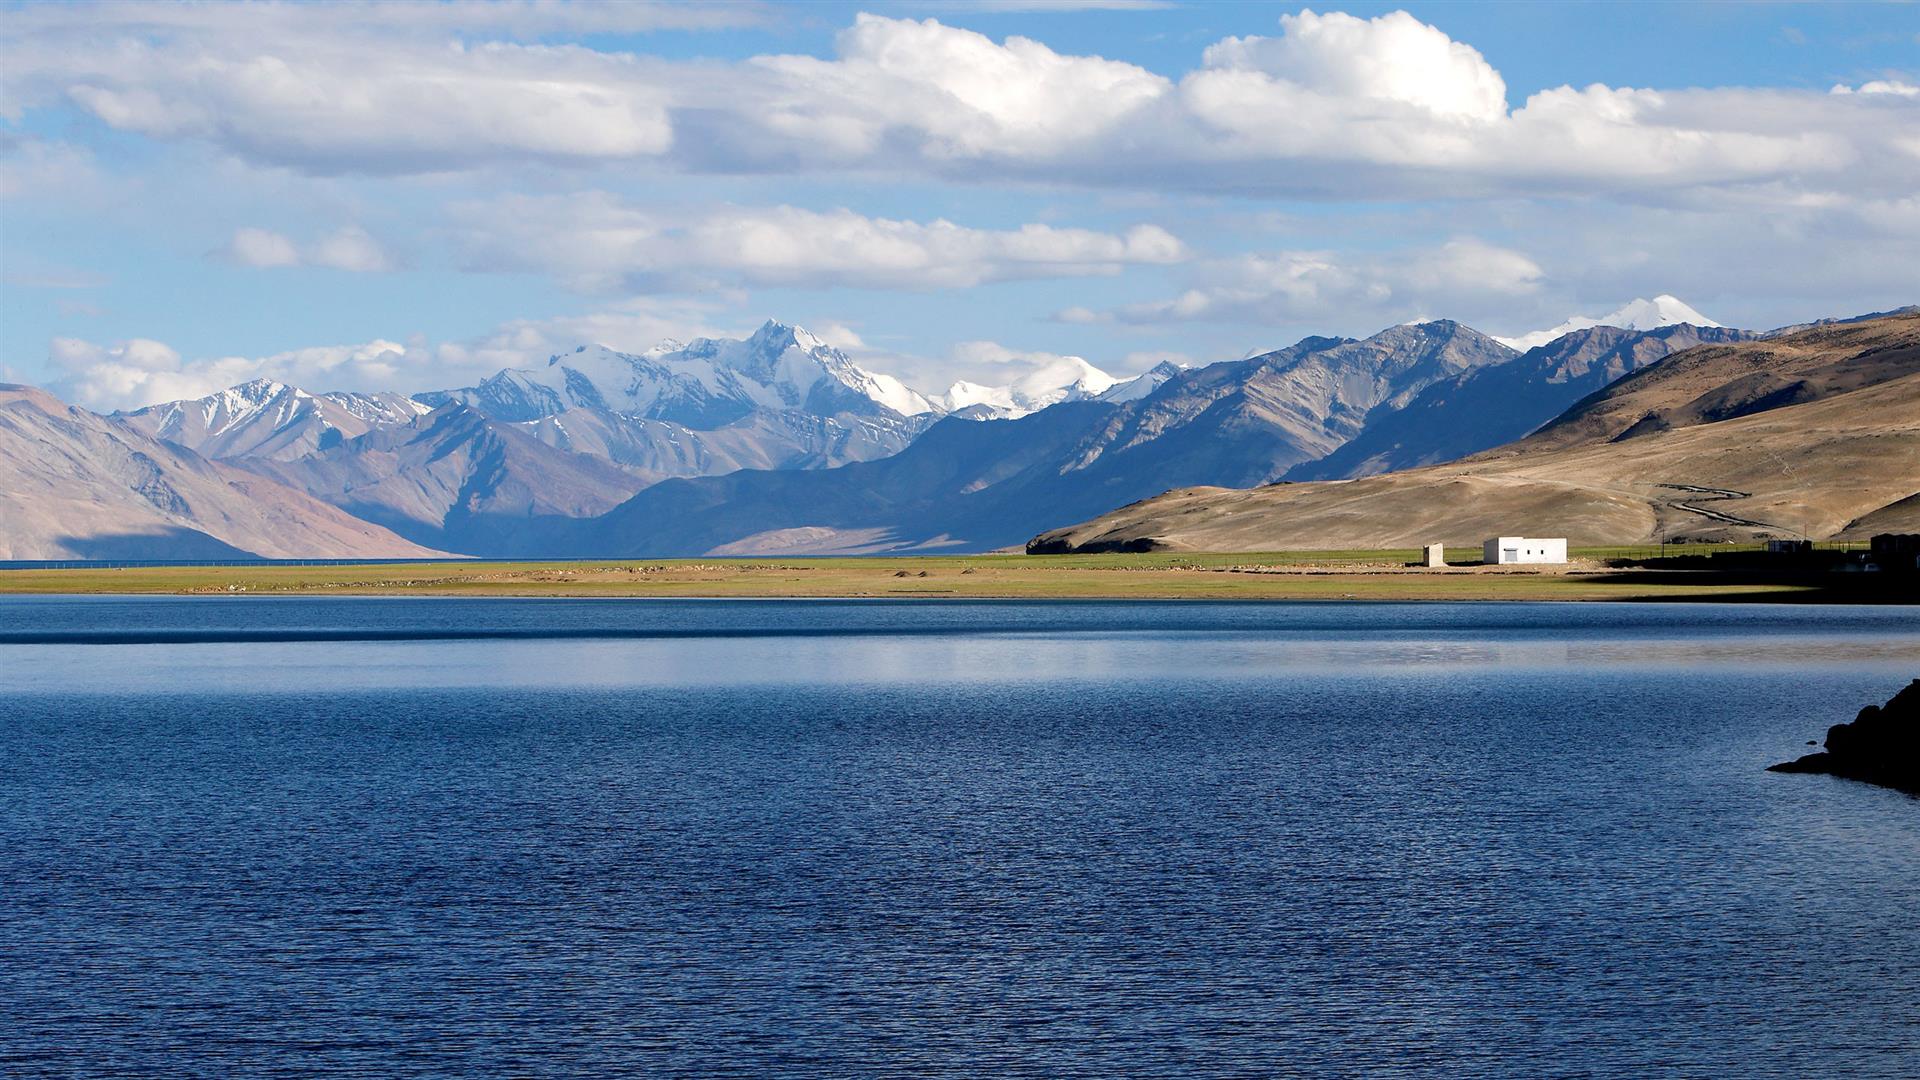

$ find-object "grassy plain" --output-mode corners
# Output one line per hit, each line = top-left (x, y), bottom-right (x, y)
(0, 548), (1881, 602)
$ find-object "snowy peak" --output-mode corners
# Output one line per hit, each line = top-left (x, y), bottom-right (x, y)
(114, 380), (429, 461)
(743, 318), (827, 360)
(935, 356), (1121, 419)
(426, 321), (937, 428)
(1600, 295), (1719, 331)
(1098, 360), (1188, 404)
(1496, 295), (1721, 351)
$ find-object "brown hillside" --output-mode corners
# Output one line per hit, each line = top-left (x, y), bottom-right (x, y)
(0, 384), (448, 560)
(1031, 312), (1920, 553)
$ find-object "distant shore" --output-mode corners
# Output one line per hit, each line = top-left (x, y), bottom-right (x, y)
(1, 551), (1911, 603)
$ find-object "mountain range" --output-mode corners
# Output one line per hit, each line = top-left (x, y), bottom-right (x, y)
(1033, 309), (1920, 553)
(1493, 294), (1721, 351)
(0, 384), (439, 559)
(8, 299), (1911, 560)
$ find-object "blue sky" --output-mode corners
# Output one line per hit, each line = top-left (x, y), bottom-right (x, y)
(3, 0), (1916, 408)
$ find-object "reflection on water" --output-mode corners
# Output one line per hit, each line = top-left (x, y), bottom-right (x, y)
(2, 598), (1917, 1077)
(4, 597), (1917, 694)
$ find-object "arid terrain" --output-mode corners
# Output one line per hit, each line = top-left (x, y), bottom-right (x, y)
(1033, 312), (1920, 553)
(3, 546), (1908, 604)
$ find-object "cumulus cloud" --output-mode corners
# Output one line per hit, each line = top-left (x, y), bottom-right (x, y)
(6, 3), (695, 174)
(42, 290), (1159, 417)
(218, 226), (393, 272)
(8, 7), (1913, 200)
(1100, 238), (1543, 326)
(806, 321), (868, 351)
(309, 226), (394, 273)
(1831, 80), (1920, 97)
(46, 297), (740, 410)
(61, 48), (673, 175)
(223, 227), (301, 268)
(49, 334), (415, 409)
(1198, 9), (1508, 124)
(745, 14), (1170, 162)
(453, 195), (1186, 291)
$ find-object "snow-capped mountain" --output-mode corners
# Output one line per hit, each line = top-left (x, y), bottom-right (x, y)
(115, 378), (429, 461)
(416, 320), (935, 426)
(1097, 360), (1187, 404)
(1495, 295), (1720, 351)
(934, 356), (1122, 419)
(578, 320), (1521, 556)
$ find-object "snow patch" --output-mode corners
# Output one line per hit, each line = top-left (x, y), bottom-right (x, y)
(1495, 295), (1720, 351)
(934, 356), (1121, 418)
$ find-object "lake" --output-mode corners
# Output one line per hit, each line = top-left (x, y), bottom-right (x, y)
(2, 597), (1917, 1077)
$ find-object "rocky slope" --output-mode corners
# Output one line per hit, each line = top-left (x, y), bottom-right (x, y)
(1290, 324), (1755, 480)
(1031, 310), (1920, 553)
(0, 384), (443, 559)
(411, 321), (945, 476)
(1770, 680), (1920, 794)
(417, 321), (934, 425)
(561, 321), (1519, 555)
(511, 405), (935, 479)
(116, 379), (428, 461)
(237, 404), (648, 555)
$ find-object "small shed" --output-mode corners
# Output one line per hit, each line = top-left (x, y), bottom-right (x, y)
(1421, 544), (1446, 567)
(1483, 537), (1567, 565)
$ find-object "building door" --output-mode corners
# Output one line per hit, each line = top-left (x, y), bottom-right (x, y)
(1503, 547), (1518, 562)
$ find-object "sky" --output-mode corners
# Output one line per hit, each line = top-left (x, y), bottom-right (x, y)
(2, 0), (1917, 410)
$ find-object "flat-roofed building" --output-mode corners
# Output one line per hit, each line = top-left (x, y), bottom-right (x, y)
(1483, 537), (1567, 565)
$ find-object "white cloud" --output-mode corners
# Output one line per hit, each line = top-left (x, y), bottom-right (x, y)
(748, 14), (1170, 162)
(224, 227), (301, 268)
(929, 341), (1120, 409)
(0, 136), (98, 198)
(3, 1), (767, 40)
(10, 7), (1910, 201)
(1199, 10), (1508, 124)
(806, 321), (868, 351)
(62, 48), (674, 174)
(310, 226), (393, 273)
(46, 296), (738, 410)
(453, 195), (1186, 291)
(218, 225), (392, 272)
(942, 2), (1173, 11)
(1101, 238), (1542, 326)
(53, 336), (180, 372)
(1831, 80), (1920, 97)
(49, 334), (415, 409)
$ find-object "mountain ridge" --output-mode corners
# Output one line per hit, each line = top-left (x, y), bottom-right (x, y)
(551, 319), (1522, 555)
(1, 384), (445, 559)
(1030, 310), (1920, 553)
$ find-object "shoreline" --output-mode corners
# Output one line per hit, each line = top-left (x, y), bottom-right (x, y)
(1, 552), (1912, 604)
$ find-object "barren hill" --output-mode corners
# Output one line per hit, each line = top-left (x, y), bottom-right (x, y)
(1030, 311), (1920, 553)
(0, 384), (444, 560)
(238, 404), (649, 555)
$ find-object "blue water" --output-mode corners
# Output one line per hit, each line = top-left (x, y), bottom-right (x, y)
(2, 598), (1917, 1077)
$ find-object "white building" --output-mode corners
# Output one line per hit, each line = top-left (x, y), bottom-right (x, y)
(1483, 537), (1567, 564)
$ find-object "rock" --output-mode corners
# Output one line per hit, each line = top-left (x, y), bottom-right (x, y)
(1768, 679), (1920, 794)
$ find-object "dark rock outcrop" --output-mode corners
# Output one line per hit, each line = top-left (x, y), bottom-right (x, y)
(1768, 679), (1920, 794)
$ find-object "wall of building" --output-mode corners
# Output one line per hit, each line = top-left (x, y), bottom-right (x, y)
(1483, 537), (1567, 564)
